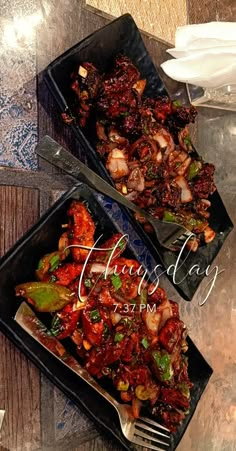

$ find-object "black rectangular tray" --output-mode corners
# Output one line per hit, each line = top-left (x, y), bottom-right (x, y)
(44, 14), (233, 301)
(0, 184), (212, 450)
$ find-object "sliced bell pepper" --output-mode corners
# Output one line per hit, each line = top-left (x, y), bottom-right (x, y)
(15, 282), (75, 312)
(188, 161), (201, 180)
(152, 350), (173, 382)
(163, 211), (178, 222)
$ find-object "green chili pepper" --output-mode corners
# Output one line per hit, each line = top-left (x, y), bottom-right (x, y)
(90, 309), (101, 323)
(188, 161), (201, 180)
(15, 282), (75, 312)
(141, 337), (149, 349)
(163, 211), (178, 222)
(111, 274), (122, 290)
(152, 350), (173, 381)
(114, 332), (124, 343)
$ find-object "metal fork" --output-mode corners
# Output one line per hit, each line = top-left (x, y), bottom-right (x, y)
(16, 302), (171, 450)
(36, 135), (194, 251)
(109, 403), (171, 450)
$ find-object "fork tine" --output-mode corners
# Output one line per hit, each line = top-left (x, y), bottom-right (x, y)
(135, 421), (170, 438)
(139, 416), (170, 432)
(132, 436), (169, 451)
(134, 428), (169, 446)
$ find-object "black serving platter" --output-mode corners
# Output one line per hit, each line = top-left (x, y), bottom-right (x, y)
(44, 14), (233, 301)
(0, 184), (212, 450)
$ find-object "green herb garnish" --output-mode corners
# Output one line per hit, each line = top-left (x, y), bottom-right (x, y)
(111, 274), (122, 290)
(177, 382), (190, 399)
(118, 239), (126, 250)
(50, 315), (61, 336)
(146, 163), (159, 179)
(90, 309), (101, 323)
(141, 337), (149, 349)
(103, 323), (110, 339)
(49, 254), (60, 272)
(152, 351), (173, 381)
(173, 100), (182, 107)
(114, 332), (124, 343)
(183, 135), (192, 147)
(129, 299), (136, 305)
(84, 278), (92, 288)
(175, 161), (182, 168)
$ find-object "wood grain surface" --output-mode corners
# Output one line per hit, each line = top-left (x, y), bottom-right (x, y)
(1, 0), (235, 450)
(0, 186), (40, 451)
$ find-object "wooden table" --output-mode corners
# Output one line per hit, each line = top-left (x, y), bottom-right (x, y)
(0, 1), (236, 450)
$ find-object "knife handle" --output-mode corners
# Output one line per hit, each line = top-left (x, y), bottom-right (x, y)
(36, 135), (154, 225)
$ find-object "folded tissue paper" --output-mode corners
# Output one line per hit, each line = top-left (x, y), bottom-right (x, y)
(161, 22), (236, 111)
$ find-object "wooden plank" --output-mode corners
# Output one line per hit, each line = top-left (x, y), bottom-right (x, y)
(0, 167), (74, 192)
(0, 333), (41, 451)
(0, 186), (39, 256)
(0, 186), (41, 451)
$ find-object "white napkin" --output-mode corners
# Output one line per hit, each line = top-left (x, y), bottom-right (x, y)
(161, 22), (236, 88)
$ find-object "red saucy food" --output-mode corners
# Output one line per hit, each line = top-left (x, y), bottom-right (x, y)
(65, 55), (217, 251)
(16, 200), (193, 432)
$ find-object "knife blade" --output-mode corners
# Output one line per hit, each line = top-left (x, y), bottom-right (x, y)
(14, 302), (118, 407)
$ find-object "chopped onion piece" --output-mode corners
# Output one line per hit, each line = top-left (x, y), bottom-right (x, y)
(175, 175), (193, 203)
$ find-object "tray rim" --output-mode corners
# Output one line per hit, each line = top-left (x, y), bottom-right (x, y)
(43, 13), (234, 302)
(0, 182), (214, 450)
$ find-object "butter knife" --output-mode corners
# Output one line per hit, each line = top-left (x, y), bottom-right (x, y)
(14, 302), (120, 409)
(36, 135), (193, 250)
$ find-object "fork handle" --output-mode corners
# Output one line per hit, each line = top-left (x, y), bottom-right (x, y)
(36, 136), (155, 224)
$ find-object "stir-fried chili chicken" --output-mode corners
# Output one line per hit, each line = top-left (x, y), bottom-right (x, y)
(67, 55), (217, 251)
(16, 201), (193, 432)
